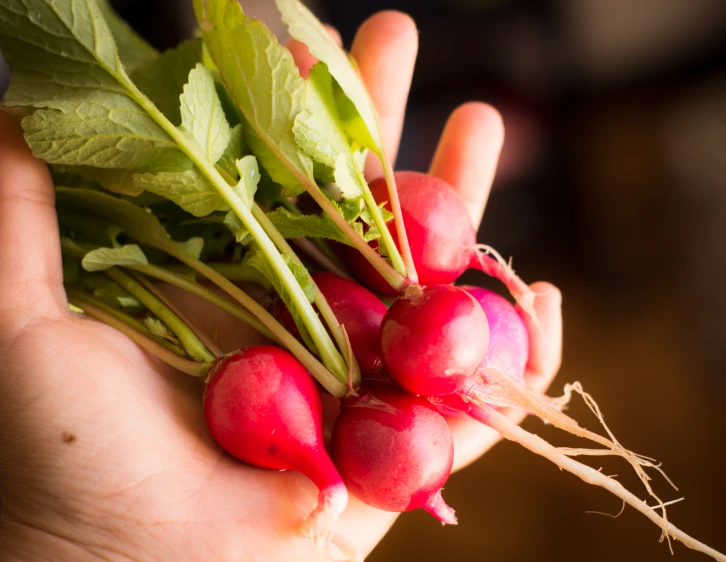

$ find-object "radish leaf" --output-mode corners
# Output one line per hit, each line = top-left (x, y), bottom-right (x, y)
(180, 63), (231, 164)
(194, 0), (314, 195)
(82, 244), (149, 272)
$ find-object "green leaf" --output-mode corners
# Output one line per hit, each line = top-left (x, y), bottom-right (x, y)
(194, 0), (314, 195)
(143, 317), (180, 344)
(132, 168), (223, 217)
(0, 0), (190, 170)
(21, 97), (187, 169)
(223, 211), (249, 244)
(217, 124), (245, 179)
(81, 244), (149, 272)
(80, 273), (142, 310)
(56, 187), (203, 260)
(131, 39), (204, 125)
(97, 0), (157, 73)
(265, 207), (350, 245)
(276, 0), (383, 153)
(233, 155), (261, 210)
(180, 64), (232, 164)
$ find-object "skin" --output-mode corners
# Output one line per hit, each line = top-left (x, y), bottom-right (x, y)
(0, 11), (562, 562)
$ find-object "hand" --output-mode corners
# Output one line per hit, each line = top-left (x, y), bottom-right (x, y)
(0, 11), (562, 562)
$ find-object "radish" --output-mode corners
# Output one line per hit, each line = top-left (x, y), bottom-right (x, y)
(384, 286), (724, 560)
(461, 286), (528, 385)
(204, 345), (348, 546)
(379, 284), (489, 396)
(331, 384), (456, 524)
(347, 172), (536, 318)
(272, 272), (388, 378)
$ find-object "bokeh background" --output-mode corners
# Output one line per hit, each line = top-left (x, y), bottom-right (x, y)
(2, 0), (725, 560)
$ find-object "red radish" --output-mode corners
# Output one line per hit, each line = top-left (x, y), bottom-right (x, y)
(272, 272), (388, 377)
(204, 345), (347, 544)
(379, 284), (489, 396)
(331, 384), (456, 523)
(347, 171), (536, 317)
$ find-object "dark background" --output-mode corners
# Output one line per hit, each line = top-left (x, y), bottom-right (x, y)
(2, 0), (725, 560)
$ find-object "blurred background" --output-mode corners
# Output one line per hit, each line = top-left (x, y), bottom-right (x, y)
(2, 0), (725, 560)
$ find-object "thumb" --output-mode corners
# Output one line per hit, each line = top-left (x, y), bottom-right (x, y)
(0, 109), (65, 320)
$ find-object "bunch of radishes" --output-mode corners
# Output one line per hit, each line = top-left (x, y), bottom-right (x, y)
(2, 0), (724, 558)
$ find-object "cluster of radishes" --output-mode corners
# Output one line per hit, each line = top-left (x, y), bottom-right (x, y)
(203, 171), (530, 542)
(202, 170), (726, 562)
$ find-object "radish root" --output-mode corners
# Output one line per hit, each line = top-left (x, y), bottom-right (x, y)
(471, 245), (539, 324)
(469, 404), (726, 561)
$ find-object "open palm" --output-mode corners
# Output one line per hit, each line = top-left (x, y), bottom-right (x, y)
(0, 12), (561, 562)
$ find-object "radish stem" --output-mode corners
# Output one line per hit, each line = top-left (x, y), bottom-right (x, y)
(67, 294), (210, 377)
(103, 267), (216, 363)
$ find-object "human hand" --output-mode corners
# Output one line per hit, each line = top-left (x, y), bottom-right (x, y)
(0, 11), (562, 562)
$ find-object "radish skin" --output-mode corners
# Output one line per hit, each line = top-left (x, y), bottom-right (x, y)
(204, 346), (349, 548)
(331, 385), (457, 523)
(272, 272), (388, 378)
(347, 172), (536, 317)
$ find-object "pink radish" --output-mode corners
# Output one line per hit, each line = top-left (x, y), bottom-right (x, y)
(461, 286), (528, 385)
(272, 272), (388, 378)
(379, 284), (489, 396)
(204, 345), (347, 545)
(347, 172), (536, 317)
(331, 384), (456, 524)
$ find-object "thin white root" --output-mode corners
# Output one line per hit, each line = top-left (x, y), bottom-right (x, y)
(300, 483), (355, 560)
(471, 404), (726, 562)
(472, 245), (539, 326)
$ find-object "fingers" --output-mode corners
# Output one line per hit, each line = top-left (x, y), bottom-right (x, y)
(523, 281), (562, 393)
(286, 25), (342, 78)
(0, 110), (64, 319)
(429, 102), (505, 229)
(350, 11), (418, 178)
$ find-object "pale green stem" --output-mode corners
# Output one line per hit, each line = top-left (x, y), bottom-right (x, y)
(118, 73), (348, 383)
(127, 269), (225, 358)
(167, 250), (347, 397)
(162, 262), (270, 287)
(68, 292), (208, 376)
(128, 263), (277, 342)
(104, 267), (216, 364)
(65, 286), (186, 357)
(357, 167), (406, 278)
(378, 151), (418, 284)
(252, 205), (361, 387)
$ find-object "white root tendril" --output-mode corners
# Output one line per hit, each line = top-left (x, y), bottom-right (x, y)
(469, 403), (726, 562)
(300, 485), (357, 561)
(472, 245), (540, 327)
(467, 369), (707, 555)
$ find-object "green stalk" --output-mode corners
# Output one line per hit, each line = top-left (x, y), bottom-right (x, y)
(165, 248), (347, 397)
(127, 270), (225, 358)
(104, 267), (216, 363)
(65, 286), (186, 357)
(162, 262), (270, 287)
(378, 153), (419, 284)
(356, 167), (407, 278)
(252, 205), (361, 387)
(127, 262), (277, 342)
(118, 73), (349, 383)
(68, 293), (209, 377)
